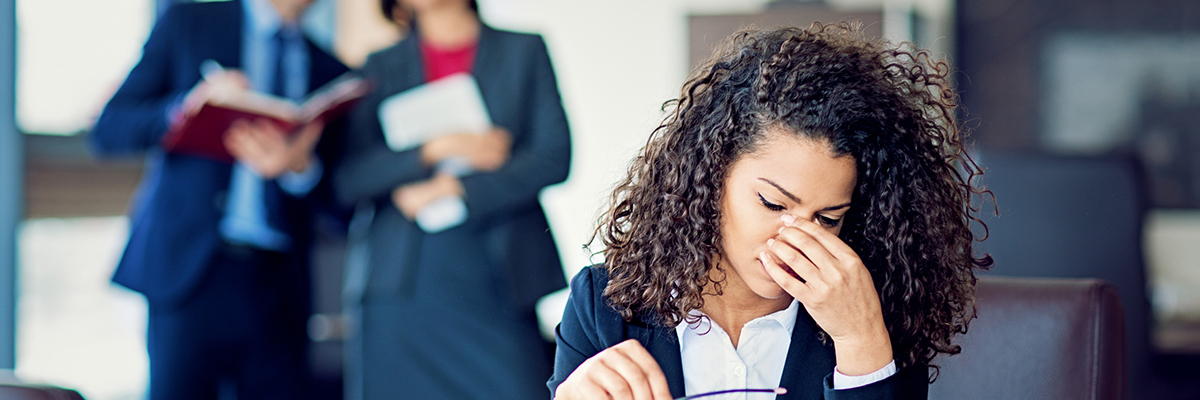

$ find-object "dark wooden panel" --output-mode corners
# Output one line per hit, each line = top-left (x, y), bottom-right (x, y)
(23, 134), (142, 219)
(24, 159), (141, 219)
(955, 0), (1200, 151)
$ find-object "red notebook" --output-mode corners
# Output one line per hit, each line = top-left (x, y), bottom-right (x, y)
(162, 74), (370, 162)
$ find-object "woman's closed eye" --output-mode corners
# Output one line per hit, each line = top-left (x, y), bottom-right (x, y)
(815, 214), (842, 228)
(759, 192), (844, 227)
(758, 193), (785, 212)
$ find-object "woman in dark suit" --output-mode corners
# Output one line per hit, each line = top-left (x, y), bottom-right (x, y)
(334, 0), (570, 398)
(548, 23), (992, 400)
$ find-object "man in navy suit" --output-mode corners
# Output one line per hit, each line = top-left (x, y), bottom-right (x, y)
(90, 0), (349, 398)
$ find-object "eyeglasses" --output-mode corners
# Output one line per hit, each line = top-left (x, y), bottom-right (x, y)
(674, 387), (787, 400)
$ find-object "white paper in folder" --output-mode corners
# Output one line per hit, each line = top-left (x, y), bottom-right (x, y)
(377, 72), (491, 152)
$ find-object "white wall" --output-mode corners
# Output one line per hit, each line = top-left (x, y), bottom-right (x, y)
(481, 0), (774, 280)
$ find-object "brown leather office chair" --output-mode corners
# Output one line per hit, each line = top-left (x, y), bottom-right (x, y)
(973, 153), (1150, 399)
(0, 383), (85, 400)
(929, 277), (1126, 400)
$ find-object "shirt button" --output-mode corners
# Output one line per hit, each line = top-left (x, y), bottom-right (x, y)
(734, 365), (745, 376)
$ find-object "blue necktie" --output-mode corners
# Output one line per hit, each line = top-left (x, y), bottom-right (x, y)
(261, 28), (295, 238)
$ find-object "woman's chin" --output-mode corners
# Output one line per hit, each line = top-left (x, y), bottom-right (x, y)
(750, 280), (790, 300)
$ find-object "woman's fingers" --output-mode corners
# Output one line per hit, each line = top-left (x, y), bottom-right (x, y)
(769, 215), (887, 346)
(597, 357), (646, 400)
(773, 226), (837, 270)
(470, 129), (512, 171)
(587, 359), (634, 400)
(613, 340), (674, 400)
(766, 235), (824, 286)
(772, 228), (846, 288)
(787, 216), (859, 262)
(558, 340), (672, 400)
(761, 250), (813, 302)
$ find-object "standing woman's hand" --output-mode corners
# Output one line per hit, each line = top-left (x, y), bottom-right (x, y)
(556, 339), (674, 400)
(391, 172), (463, 219)
(467, 127), (511, 171)
(759, 214), (893, 376)
(419, 127), (512, 172)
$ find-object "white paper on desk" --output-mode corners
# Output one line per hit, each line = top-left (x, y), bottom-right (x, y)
(378, 73), (492, 152)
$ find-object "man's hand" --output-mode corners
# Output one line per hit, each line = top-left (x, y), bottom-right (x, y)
(224, 119), (324, 179)
(176, 70), (251, 122)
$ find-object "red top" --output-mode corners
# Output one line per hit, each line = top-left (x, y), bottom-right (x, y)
(420, 39), (478, 82)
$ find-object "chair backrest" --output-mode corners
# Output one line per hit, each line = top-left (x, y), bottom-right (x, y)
(973, 152), (1150, 395)
(0, 383), (86, 400)
(929, 276), (1126, 400)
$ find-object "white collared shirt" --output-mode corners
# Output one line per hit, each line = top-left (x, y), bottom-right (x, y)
(675, 299), (897, 398)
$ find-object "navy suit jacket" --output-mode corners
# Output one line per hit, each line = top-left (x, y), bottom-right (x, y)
(335, 24), (570, 309)
(549, 267), (930, 399)
(90, 0), (349, 305)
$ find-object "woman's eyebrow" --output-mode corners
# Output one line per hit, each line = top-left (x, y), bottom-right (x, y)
(758, 178), (802, 204)
(758, 177), (851, 211)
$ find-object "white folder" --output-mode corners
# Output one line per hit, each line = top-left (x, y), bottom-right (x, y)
(377, 72), (492, 152)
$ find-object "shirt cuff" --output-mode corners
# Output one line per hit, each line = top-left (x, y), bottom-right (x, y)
(832, 360), (897, 390)
(277, 157), (323, 196)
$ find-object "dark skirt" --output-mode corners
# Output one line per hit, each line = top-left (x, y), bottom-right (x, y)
(348, 223), (554, 400)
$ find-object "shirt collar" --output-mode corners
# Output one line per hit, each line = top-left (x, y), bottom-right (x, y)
(766, 299), (800, 335)
(676, 298), (801, 336)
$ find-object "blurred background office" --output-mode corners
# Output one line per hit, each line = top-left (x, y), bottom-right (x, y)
(2, 0), (1200, 399)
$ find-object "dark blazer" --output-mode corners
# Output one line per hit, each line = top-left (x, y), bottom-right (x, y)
(89, 0), (350, 305)
(549, 267), (930, 399)
(335, 24), (571, 309)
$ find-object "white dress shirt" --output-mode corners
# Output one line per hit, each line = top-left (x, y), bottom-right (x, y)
(675, 299), (897, 398)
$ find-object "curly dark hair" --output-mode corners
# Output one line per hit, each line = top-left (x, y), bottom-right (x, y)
(594, 22), (993, 375)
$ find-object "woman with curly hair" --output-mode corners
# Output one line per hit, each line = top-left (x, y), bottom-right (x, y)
(547, 22), (991, 400)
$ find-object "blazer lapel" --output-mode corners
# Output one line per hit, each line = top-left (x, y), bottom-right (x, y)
(776, 308), (836, 400)
(209, 1), (243, 70)
(401, 35), (424, 84)
(387, 35), (424, 94)
(632, 319), (686, 398)
(470, 24), (500, 123)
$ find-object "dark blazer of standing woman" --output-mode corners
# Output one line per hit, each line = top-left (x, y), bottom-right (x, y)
(335, 16), (571, 398)
(335, 23), (570, 308)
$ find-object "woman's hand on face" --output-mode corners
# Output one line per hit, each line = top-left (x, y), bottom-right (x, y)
(760, 214), (893, 376)
(556, 339), (673, 400)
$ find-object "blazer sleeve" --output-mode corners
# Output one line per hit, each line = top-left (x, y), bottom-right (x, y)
(548, 267), (610, 397)
(459, 36), (572, 221)
(822, 362), (929, 399)
(333, 50), (432, 207)
(90, 6), (188, 157)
